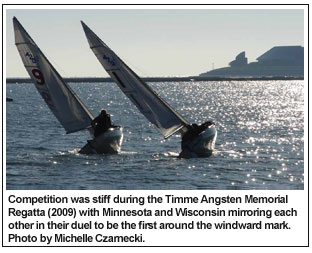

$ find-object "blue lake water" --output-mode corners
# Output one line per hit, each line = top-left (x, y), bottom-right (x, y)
(6, 81), (304, 190)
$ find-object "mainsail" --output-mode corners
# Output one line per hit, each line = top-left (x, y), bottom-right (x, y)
(13, 17), (94, 134)
(81, 21), (189, 138)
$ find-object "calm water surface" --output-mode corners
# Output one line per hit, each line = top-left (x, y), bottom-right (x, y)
(6, 81), (304, 190)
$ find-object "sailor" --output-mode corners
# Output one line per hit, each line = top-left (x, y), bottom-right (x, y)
(91, 109), (114, 137)
(181, 121), (214, 150)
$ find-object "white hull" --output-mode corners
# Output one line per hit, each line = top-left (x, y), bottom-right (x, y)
(79, 127), (123, 154)
(179, 126), (217, 158)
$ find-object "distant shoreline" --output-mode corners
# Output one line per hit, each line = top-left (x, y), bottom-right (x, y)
(6, 76), (304, 84)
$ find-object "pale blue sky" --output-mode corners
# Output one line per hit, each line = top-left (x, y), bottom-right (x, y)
(6, 8), (304, 77)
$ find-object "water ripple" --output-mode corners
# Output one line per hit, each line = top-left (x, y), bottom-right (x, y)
(6, 81), (304, 190)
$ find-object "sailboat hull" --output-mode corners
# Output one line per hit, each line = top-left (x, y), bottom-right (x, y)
(179, 126), (217, 158)
(79, 127), (123, 154)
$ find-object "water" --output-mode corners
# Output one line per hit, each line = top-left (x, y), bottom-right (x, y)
(6, 81), (304, 190)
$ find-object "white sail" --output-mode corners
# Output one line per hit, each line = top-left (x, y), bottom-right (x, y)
(81, 21), (189, 138)
(13, 17), (94, 134)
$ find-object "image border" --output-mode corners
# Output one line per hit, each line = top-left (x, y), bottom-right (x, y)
(2, 3), (309, 247)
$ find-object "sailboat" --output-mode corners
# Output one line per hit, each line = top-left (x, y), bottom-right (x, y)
(81, 21), (217, 158)
(13, 17), (123, 154)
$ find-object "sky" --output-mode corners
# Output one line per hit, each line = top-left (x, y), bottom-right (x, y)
(6, 7), (305, 78)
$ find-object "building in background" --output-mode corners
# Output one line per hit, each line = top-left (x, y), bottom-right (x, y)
(229, 51), (248, 67)
(199, 46), (304, 78)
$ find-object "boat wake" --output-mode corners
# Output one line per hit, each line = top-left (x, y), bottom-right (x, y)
(62, 149), (138, 156)
(120, 150), (138, 155)
(152, 151), (180, 159)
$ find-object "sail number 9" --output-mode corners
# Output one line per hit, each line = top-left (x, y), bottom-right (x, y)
(31, 69), (45, 85)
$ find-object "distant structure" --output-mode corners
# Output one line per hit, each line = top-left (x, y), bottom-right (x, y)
(200, 46), (304, 78)
(256, 46), (303, 66)
(229, 51), (248, 67)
